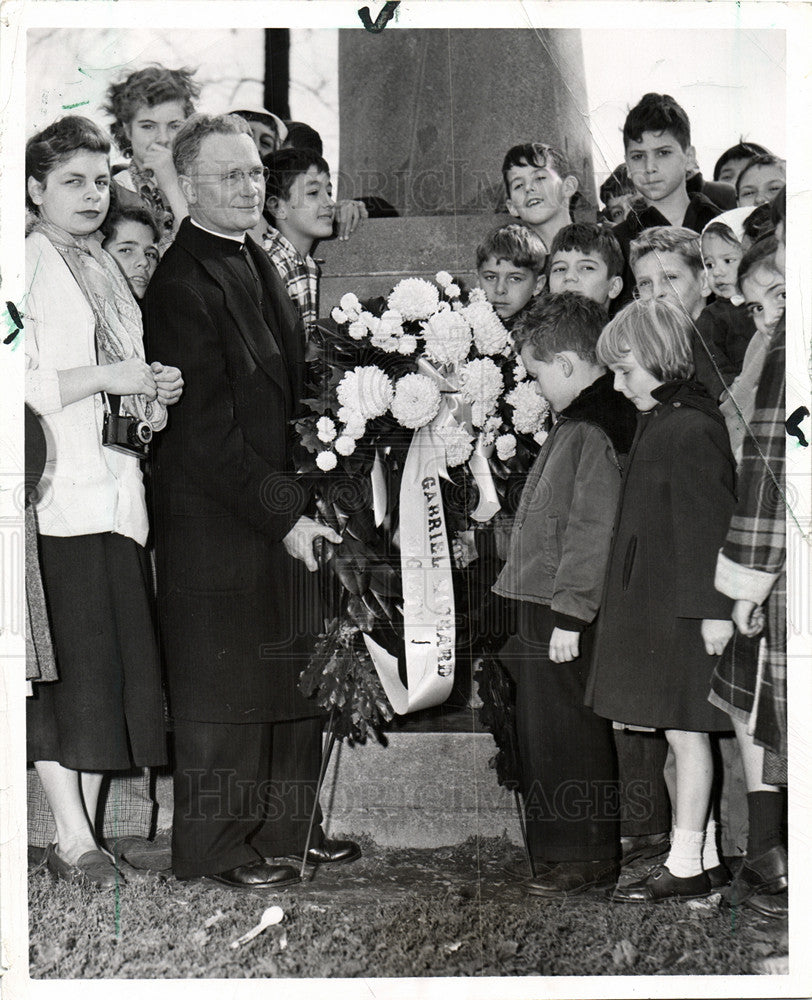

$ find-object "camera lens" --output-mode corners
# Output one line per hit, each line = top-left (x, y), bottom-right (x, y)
(130, 421), (153, 446)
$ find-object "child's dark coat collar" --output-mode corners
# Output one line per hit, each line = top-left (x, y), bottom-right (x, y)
(558, 371), (637, 456)
(650, 379), (726, 424)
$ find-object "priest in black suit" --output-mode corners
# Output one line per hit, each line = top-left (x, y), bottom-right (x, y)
(143, 113), (358, 889)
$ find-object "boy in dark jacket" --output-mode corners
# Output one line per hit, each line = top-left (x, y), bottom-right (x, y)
(492, 292), (636, 897)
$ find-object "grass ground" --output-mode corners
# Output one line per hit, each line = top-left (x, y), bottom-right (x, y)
(28, 835), (786, 979)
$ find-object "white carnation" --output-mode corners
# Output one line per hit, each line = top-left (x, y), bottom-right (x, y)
(348, 320), (368, 341)
(437, 422), (474, 467)
(459, 357), (504, 406)
(359, 311), (380, 335)
(462, 300), (509, 356)
(481, 415), (502, 444)
(513, 356), (528, 382)
(331, 307), (348, 325)
(316, 450), (338, 471)
(445, 283), (461, 299)
(398, 334), (418, 355)
(336, 366), (394, 420)
(337, 406), (367, 440)
(435, 270), (454, 287)
(470, 401), (495, 428)
(506, 380), (550, 435)
(390, 373), (442, 430)
(387, 277), (441, 321)
(468, 287), (487, 303)
(370, 309), (403, 352)
(496, 433), (517, 461)
(316, 416), (337, 443)
(422, 309), (472, 367)
(340, 293), (362, 319)
(334, 435), (357, 456)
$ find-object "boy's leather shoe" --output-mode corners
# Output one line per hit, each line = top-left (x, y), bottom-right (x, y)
(287, 838), (361, 866)
(723, 845), (788, 908)
(502, 857), (554, 882)
(203, 860), (300, 889)
(705, 862), (732, 889)
(620, 833), (670, 867)
(609, 863), (711, 903)
(744, 889), (788, 919)
(525, 859), (619, 897)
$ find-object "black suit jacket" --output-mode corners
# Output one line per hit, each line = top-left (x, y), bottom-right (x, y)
(143, 218), (320, 724)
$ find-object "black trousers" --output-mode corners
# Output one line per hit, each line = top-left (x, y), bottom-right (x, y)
(499, 601), (619, 863)
(613, 729), (671, 837)
(171, 715), (323, 879)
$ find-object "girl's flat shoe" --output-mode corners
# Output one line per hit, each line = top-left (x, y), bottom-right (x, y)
(608, 863), (711, 903)
(45, 843), (122, 891)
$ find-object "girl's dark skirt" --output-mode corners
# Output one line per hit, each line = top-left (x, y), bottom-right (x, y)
(27, 532), (167, 771)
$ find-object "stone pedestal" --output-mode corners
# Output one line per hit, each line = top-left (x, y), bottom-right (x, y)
(337, 28), (595, 215)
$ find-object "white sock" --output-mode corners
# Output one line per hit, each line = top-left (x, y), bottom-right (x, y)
(702, 818), (721, 870)
(665, 827), (704, 878)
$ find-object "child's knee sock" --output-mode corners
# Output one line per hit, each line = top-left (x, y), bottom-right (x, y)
(665, 827), (704, 878)
(746, 790), (783, 859)
(702, 817), (721, 870)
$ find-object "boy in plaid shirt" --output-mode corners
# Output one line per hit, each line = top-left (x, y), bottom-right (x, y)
(259, 148), (336, 337)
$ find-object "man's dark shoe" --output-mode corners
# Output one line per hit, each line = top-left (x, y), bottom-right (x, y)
(744, 889), (788, 919)
(502, 857), (554, 882)
(620, 832), (670, 867)
(203, 860), (300, 889)
(287, 838), (361, 866)
(722, 845), (788, 908)
(526, 859), (620, 897)
(609, 863), (711, 903)
(706, 861), (732, 889)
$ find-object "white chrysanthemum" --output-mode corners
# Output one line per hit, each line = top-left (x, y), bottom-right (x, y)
(337, 406), (367, 440)
(470, 400), (497, 428)
(340, 292), (362, 319)
(316, 450), (338, 471)
(435, 270), (454, 288)
(331, 307), (348, 325)
(437, 422), (474, 467)
(506, 380), (550, 435)
(336, 366), (394, 420)
(468, 287), (487, 304)
(496, 433), (517, 461)
(348, 320), (367, 341)
(462, 300), (510, 356)
(390, 373), (442, 430)
(316, 416), (337, 443)
(334, 435), (357, 456)
(358, 311), (380, 335)
(459, 357), (504, 406)
(398, 334), (418, 355)
(422, 309), (472, 367)
(513, 356), (528, 382)
(387, 277), (441, 321)
(533, 429), (549, 446)
(370, 309), (404, 352)
(445, 283), (461, 299)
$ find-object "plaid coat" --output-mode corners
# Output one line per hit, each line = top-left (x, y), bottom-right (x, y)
(714, 319), (786, 762)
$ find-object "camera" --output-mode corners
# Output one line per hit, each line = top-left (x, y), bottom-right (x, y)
(102, 412), (152, 458)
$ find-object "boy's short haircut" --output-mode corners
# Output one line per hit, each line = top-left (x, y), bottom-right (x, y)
(501, 142), (570, 197)
(712, 141), (770, 182)
(475, 223), (547, 273)
(514, 291), (607, 366)
(599, 163), (635, 207)
(622, 93), (691, 151)
(742, 203), (774, 245)
(735, 154), (786, 197)
(283, 121), (324, 156)
(738, 234), (780, 287)
(597, 299), (694, 381)
(263, 147), (331, 206)
(549, 223), (624, 279)
(101, 202), (161, 245)
(629, 226), (703, 274)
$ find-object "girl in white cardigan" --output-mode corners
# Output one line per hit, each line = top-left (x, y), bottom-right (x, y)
(25, 116), (182, 890)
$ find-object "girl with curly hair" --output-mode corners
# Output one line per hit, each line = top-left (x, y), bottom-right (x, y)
(104, 65), (200, 246)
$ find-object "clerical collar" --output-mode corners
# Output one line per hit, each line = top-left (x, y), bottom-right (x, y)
(190, 218), (246, 245)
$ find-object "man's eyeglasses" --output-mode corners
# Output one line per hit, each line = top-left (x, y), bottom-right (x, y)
(194, 166), (269, 186)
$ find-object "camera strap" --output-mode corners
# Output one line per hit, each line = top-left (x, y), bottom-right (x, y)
(93, 327), (122, 418)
